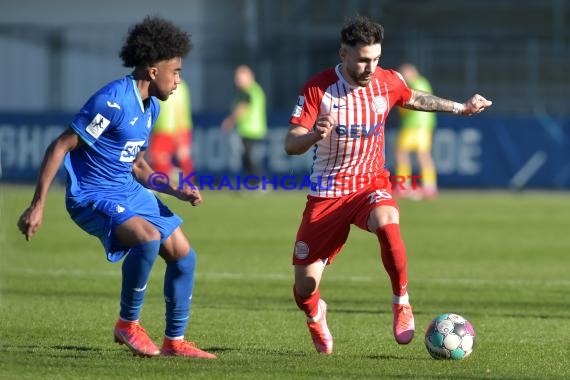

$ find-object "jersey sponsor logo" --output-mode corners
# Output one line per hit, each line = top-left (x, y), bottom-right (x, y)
(106, 100), (121, 110)
(292, 96), (305, 117)
(294, 241), (310, 260)
(85, 113), (111, 139)
(371, 96), (388, 114)
(119, 140), (145, 162)
(335, 123), (383, 138)
(333, 103), (346, 109)
(129, 117), (139, 126)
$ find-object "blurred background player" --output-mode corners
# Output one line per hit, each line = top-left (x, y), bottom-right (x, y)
(17, 16), (216, 359)
(148, 79), (194, 179)
(221, 65), (267, 186)
(395, 63), (438, 199)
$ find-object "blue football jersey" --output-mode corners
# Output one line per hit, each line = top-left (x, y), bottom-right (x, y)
(65, 75), (160, 202)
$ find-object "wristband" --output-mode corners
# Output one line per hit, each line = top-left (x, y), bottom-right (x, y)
(452, 102), (465, 115)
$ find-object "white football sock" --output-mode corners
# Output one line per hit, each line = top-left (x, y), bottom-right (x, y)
(392, 292), (409, 305)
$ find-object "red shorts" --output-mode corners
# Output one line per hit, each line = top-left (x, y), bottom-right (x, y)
(292, 186), (399, 265)
(148, 131), (192, 159)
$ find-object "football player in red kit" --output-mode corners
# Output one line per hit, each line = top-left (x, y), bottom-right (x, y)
(285, 15), (492, 354)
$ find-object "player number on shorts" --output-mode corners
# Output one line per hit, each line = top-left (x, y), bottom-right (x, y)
(368, 189), (392, 204)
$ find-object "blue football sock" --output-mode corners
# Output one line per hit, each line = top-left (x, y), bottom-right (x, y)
(120, 240), (160, 321)
(164, 248), (197, 338)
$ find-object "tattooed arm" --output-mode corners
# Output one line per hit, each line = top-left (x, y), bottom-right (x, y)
(403, 89), (493, 116)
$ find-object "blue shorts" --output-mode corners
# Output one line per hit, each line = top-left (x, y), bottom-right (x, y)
(66, 188), (182, 262)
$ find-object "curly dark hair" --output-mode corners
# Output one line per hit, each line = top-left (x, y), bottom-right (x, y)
(341, 15), (384, 47)
(120, 16), (192, 68)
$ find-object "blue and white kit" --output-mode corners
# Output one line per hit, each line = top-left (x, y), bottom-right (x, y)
(64, 75), (182, 262)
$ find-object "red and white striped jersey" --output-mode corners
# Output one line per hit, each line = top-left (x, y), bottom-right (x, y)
(290, 64), (412, 197)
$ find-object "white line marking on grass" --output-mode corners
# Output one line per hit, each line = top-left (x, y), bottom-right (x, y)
(3, 267), (570, 287)
(3, 267), (120, 277)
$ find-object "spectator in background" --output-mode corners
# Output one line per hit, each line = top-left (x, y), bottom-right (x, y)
(395, 63), (438, 199)
(148, 79), (194, 179)
(221, 65), (267, 186)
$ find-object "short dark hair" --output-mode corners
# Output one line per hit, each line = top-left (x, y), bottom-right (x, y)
(341, 16), (384, 47)
(120, 16), (192, 68)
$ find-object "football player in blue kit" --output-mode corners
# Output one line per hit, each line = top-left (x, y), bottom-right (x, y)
(17, 16), (216, 359)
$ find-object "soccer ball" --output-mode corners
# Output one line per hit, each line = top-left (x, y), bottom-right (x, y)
(424, 313), (475, 360)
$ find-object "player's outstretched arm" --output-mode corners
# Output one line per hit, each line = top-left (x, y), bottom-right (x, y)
(404, 89), (492, 116)
(133, 152), (202, 206)
(17, 128), (82, 241)
(284, 114), (335, 155)
(221, 101), (249, 132)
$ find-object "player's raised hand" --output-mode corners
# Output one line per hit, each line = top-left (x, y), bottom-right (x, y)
(17, 205), (43, 241)
(461, 94), (492, 116)
(176, 183), (202, 206)
(314, 114), (336, 140)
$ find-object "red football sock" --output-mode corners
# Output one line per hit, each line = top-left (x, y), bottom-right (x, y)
(375, 223), (408, 296)
(152, 160), (173, 176)
(178, 159), (194, 179)
(293, 286), (320, 319)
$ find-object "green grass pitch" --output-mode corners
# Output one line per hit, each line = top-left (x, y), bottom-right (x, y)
(1, 186), (569, 379)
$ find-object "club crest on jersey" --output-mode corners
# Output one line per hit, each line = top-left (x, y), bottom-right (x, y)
(85, 113), (110, 139)
(294, 241), (310, 260)
(371, 96), (388, 114)
(119, 140), (145, 162)
(292, 96), (305, 117)
(147, 114), (152, 129)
